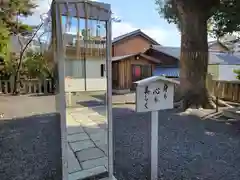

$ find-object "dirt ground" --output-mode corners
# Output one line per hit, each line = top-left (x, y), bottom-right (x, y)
(0, 95), (56, 119)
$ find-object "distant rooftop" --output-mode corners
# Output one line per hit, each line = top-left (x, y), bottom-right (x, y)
(150, 45), (240, 65)
(112, 29), (160, 45)
(151, 45), (180, 59)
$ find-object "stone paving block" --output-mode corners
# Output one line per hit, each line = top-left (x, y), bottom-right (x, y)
(75, 119), (93, 125)
(68, 133), (89, 143)
(94, 135), (108, 147)
(67, 119), (81, 126)
(89, 131), (106, 142)
(84, 127), (105, 135)
(88, 114), (106, 122)
(81, 120), (98, 127)
(91, 106), (107, 115)
(68, 166), (107, 180)
(98, 144), (108, 155)
(70, 113), (89, 120)
(98, 123), (108, 130)
(67, 144), (82, 173)
(88, 117), (106, 125)
(76, 147), (105, 162)
(70, 114), (88, 122)
(66, 113), (77, 122)
(71, 109), (96, 116)
(86, 112), (99, 116)
(68, 107), (85, 112)
(67, 126), (84, 135)
(70, 140), (95, 152)
(101, 176), (117, 180)
(81, 156), (108, 170)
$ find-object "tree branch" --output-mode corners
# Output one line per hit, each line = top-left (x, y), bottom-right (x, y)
(12, 22), (43, 94)
(20, 23), (43, 57)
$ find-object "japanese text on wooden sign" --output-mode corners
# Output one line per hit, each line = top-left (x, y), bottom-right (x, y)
(136, 81), (174, 112)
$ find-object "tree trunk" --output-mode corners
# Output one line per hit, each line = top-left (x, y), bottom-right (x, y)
(176, 2), (215, 109)
(12, 53), (23, 95)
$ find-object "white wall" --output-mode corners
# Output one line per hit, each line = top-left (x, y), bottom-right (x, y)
(218, 65), (240, 81)
(234, 42), (240, 52)
(64, 58), (106, 92)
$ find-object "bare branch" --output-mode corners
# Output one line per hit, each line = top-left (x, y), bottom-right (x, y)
(36, 30), (50, 52)
(20, 23), (43, 56)
(17, 36), (24, 52)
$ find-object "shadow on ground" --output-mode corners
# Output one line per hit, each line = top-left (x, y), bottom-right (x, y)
(77, 100), (105, 107)
(0, 113), (62, 180)
(113, 108), (240, 180)
(2, 93), (240, 180)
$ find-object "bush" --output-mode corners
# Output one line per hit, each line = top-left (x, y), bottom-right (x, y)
(233, 69), (240, 80)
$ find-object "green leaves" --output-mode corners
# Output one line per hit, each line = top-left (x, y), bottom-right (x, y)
(0, 0), (37, 34)
(156, 0), (240, 38)
(233, 69), (240, 80)
(0, 0), (37, 78)
(23, 50), (53, 79)
(155, 0), (179, 25)
(0, 20), (10, 61)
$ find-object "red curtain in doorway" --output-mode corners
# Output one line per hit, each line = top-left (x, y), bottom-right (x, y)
(134, 66), (141, 77)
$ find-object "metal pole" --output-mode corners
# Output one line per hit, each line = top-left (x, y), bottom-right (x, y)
(55, 3), (68, 180)
(151, 111), (158, 180)
(83, 2), (88, 91)
(106, 18), (114, 178)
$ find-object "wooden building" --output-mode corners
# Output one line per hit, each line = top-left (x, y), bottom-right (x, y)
(112, 53), (161, 93)
(112, 45), (180, 93)
(111, 29), (161, 93)
(112, 29), (160, 56)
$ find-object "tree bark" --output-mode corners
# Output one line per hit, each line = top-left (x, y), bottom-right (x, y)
(176, 1), (216, 109)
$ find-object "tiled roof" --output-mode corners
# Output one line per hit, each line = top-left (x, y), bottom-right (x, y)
(209, 53), (240, 65)
(112, 29), (160, 45)
(151, 45), (181, 59)
(111, 53), (160, 63)
(153, 67), (179, 77)
(208, 41), (229, 51)
(151, 45), (240, 65)
(112, 54), (138, 61)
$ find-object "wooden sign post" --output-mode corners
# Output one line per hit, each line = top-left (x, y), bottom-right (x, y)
(135, 76), (178, 180)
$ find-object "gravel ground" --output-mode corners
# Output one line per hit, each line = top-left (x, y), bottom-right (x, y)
(2, 94), (240, 180)
(113, 107), (240, 180)
(0, 95), (62, 180)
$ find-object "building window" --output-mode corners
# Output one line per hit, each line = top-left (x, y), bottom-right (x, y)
(100, 64), (105, 77)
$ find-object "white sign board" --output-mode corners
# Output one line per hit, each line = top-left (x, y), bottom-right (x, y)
(134, 76), (178, 180)
(136, 81), (174, 113)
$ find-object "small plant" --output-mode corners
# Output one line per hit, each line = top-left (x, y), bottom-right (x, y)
(233, 69), (240, 80)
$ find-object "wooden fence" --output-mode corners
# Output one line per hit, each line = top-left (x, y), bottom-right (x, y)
(0, 79), (54, 95)
(207, 75), (240, 103)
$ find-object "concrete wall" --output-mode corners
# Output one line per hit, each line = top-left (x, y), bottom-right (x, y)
(208, 65), (219, 80)
(64, 58), (106, 92)
(219, 65), (240, 81)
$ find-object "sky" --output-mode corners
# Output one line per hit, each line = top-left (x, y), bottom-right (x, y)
(21, 0), (182, 46)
